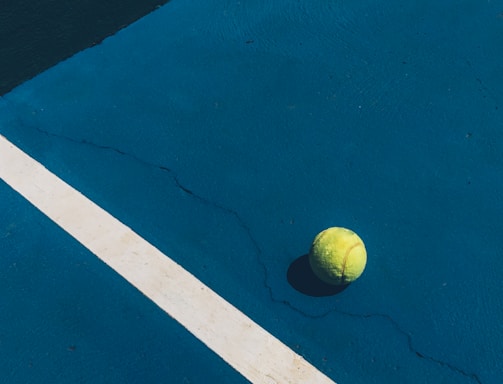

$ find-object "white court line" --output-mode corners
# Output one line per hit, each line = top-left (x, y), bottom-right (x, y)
(0, 135), (336, 384)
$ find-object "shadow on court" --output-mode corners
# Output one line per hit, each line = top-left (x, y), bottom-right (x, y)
(287, 254), (349, 297)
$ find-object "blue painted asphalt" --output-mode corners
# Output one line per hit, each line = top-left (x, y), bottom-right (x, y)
(0, 180), (247, 383)
(1, 0), (502, 383)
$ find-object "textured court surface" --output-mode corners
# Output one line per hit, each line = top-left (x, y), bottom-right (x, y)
(1, 1), (503, 383)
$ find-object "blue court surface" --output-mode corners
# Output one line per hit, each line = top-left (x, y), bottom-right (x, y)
(1, 1), (502, 383)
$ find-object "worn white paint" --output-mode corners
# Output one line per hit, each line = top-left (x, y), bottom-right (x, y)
(0, 135), (335, 384)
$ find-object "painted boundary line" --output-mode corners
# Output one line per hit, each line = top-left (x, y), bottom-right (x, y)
(0, 135), (336, 384)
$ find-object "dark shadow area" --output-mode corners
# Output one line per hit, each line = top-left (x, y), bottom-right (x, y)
(287, 254), (349, 297)
(0, 0), (170, 95)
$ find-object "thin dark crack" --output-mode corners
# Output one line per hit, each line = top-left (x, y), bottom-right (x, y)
(173, 177), (194, 195)
(338, 311), (482, 384)
(28, 124), (482, 384)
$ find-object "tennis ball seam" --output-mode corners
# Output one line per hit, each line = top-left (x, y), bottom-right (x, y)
(341, 241), (363, 281)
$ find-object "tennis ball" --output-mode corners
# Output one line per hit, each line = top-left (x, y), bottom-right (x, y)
(309, 227), (367, 285)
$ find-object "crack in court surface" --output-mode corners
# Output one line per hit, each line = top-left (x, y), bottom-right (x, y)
(1, 134), (336, 384)
(19, 125), (483, 383)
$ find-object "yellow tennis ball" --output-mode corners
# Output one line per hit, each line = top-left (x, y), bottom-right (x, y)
(309, 227), (367, 285)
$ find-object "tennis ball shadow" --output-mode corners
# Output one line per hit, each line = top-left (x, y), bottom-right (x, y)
(287, 254), (350, 297)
